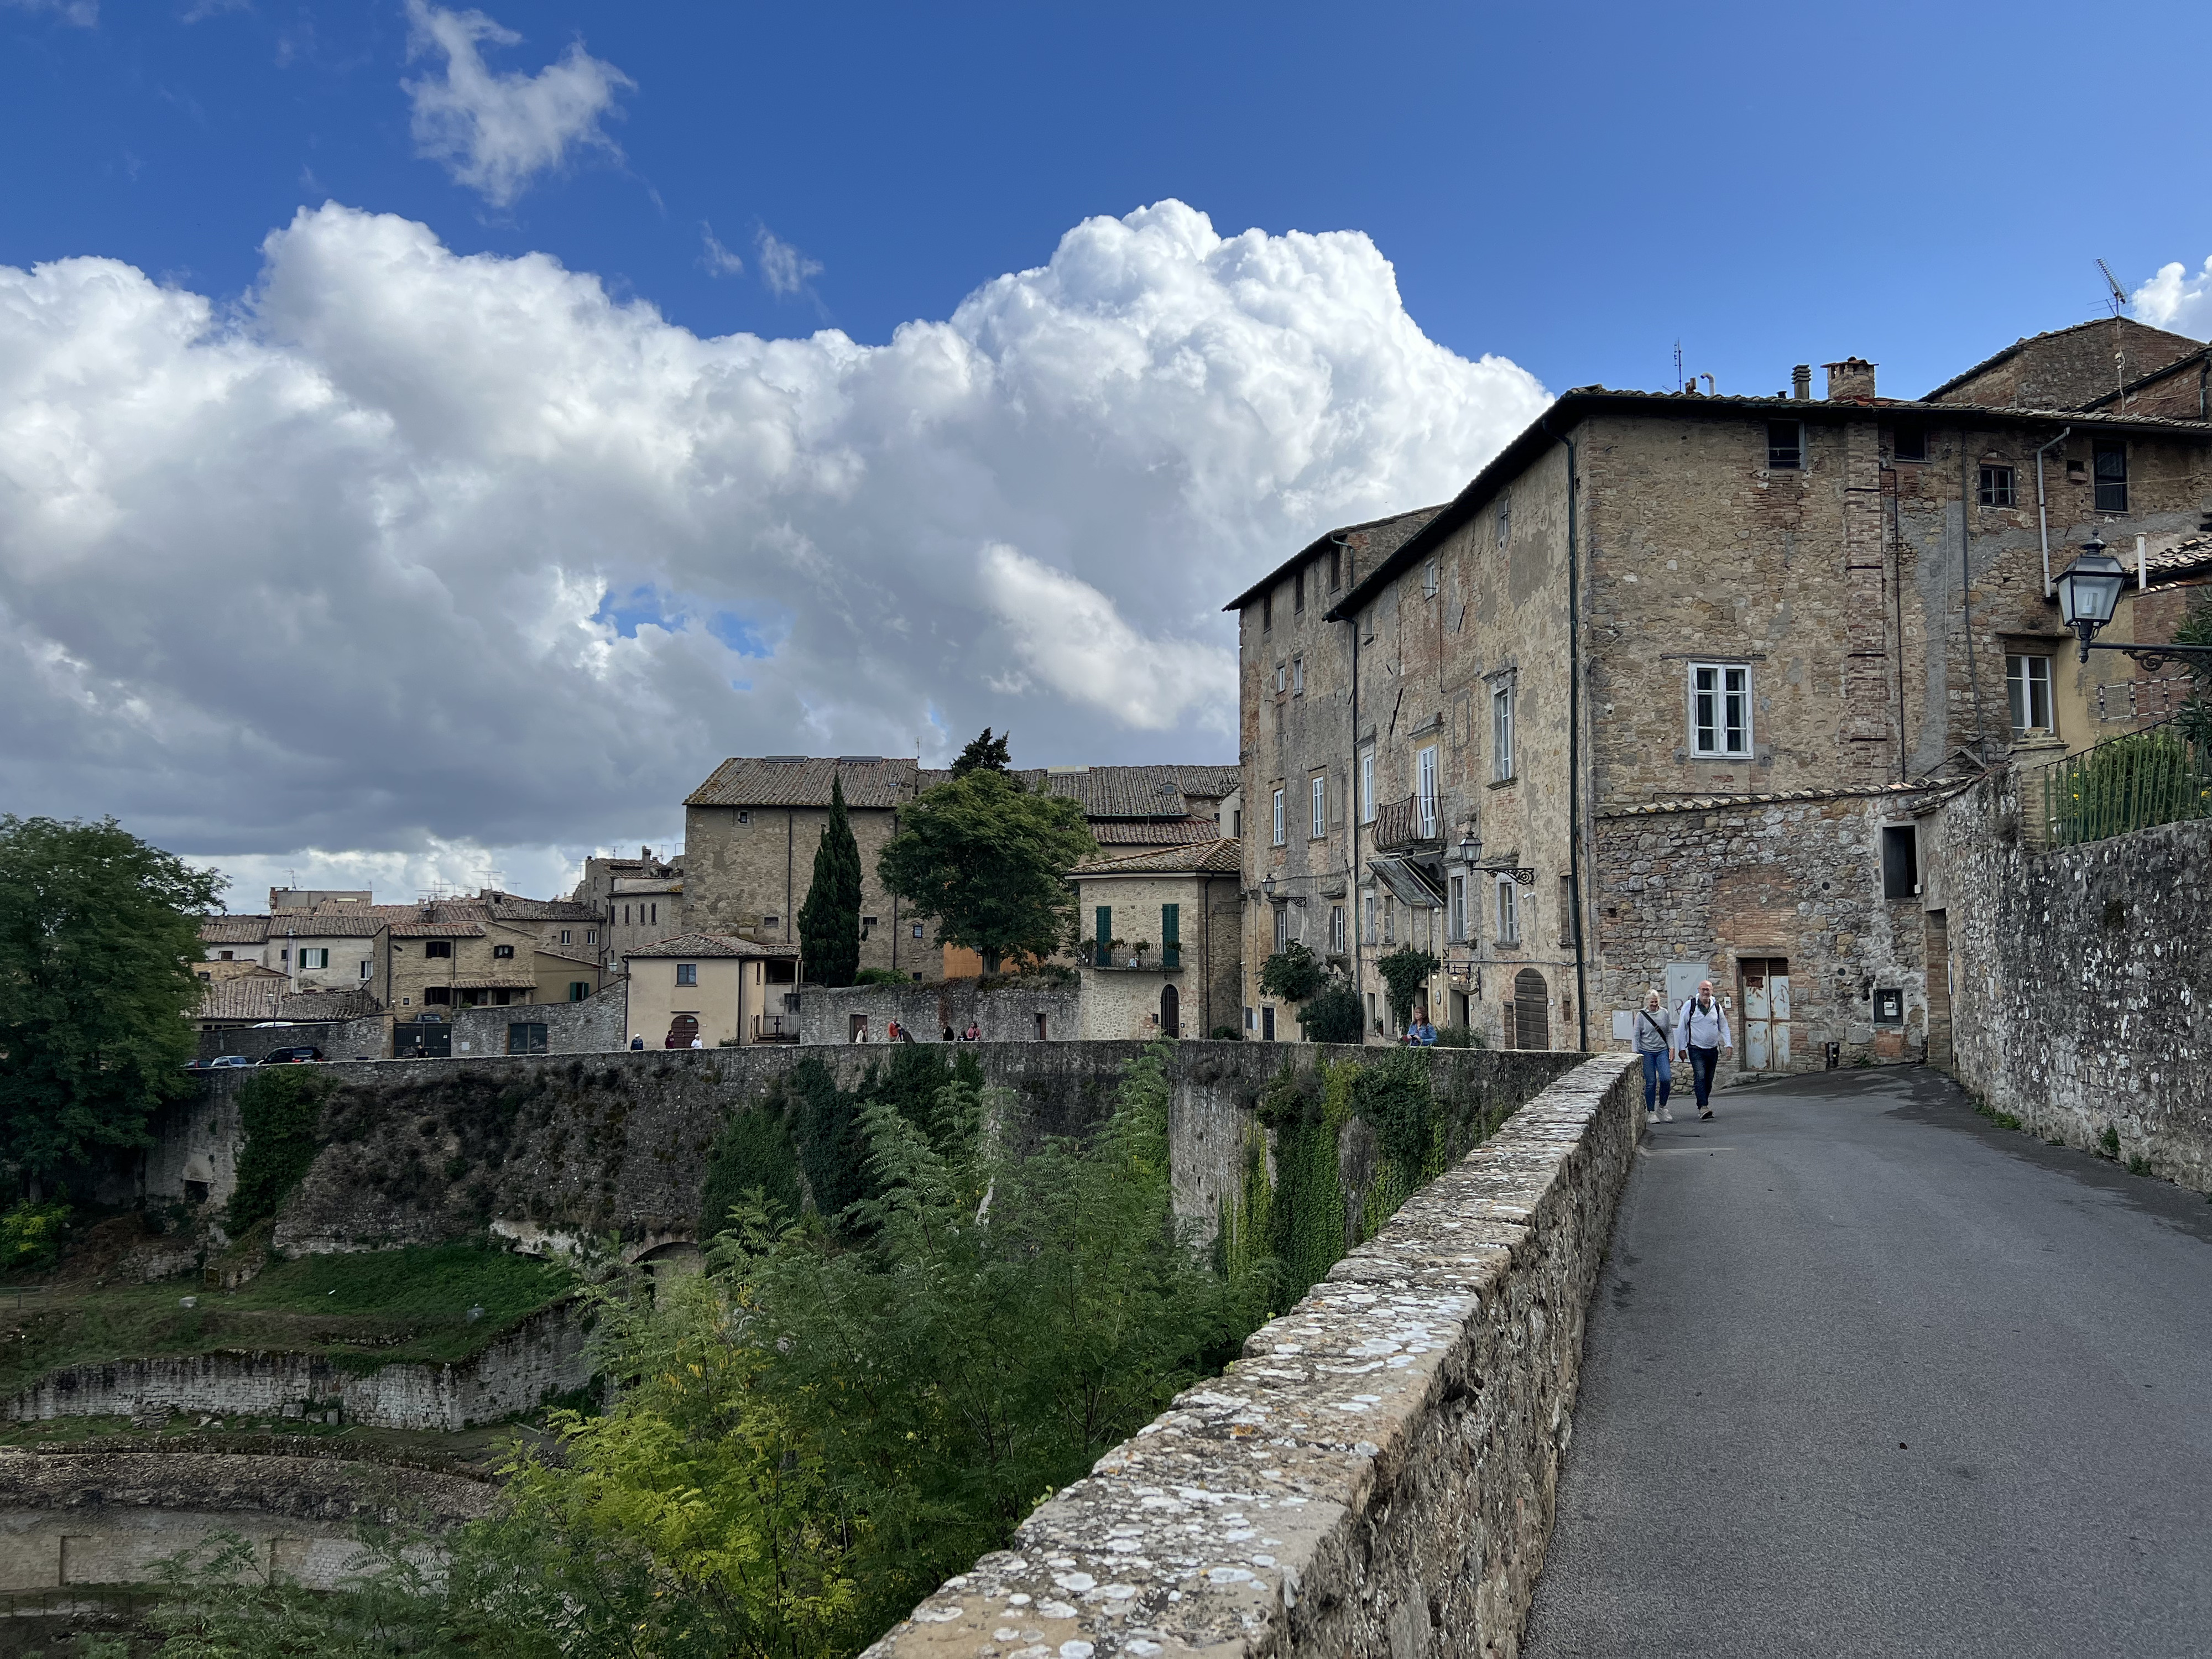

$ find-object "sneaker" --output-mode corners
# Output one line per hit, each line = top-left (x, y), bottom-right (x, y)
(1699, 1107), (1714, 1120)
(1660, 1108), (1674, 1122)
(1645, 1110), (1658, 1126)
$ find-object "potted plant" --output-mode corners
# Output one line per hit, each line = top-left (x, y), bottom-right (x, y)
(1133, 939), (1151, 966)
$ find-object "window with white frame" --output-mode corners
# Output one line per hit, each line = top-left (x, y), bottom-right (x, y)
(1383, 894), (1396, 944)
(1448, 873), (1467, 943)
(1689, 662), (1752, 757)
(2006, 653), (2054, 734)
(1311, 775), (1326, 838)
(1491, 682), (1515, 781)
(1417, 745), (1439, 837)
(1360, 751), (1376, 823)
(299, 948), (328, 969)
(1362, 891), (1378, 944)
(1274, 662), (1287, 694)
(1329, 903), (1347, 953)
(1494, 876), (1519, 945)
(1292, 656), (1305, 696)
(1272, 788), (1286, 845)
(1272, 904), (1290, 952)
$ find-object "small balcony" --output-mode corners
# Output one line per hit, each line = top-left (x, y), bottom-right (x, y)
(1088, 946), (1183, 972)
(1373, 794), (1440, 852)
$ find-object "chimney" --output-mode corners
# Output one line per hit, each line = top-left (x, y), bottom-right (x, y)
(1824, 357), (1877, 403)
(1792, 364), (1812, 400)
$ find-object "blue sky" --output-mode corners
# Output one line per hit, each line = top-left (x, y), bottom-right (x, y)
(5, 0), (2211, 900)
(13, 1), (2210, 398)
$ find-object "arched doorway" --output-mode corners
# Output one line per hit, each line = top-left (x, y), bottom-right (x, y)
(1512, 969), (1550, 1050)
(1159, 982), (1180, 1038)
(665, 1013), (700, 1048)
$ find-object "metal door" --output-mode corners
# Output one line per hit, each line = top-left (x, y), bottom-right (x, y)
(1743, 964), (1771, 1071)
(1768, 972), (1791, 1068)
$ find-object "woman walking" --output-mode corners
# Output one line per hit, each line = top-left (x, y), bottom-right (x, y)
(1634, 988), (1674, 1126)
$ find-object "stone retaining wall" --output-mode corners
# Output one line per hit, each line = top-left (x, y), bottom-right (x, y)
(865, 1052), (1641, 1659)
(2, 1302), (587, 1433)
(1932, 766), (2212, 1192)
(799, 980), (1084, 1045)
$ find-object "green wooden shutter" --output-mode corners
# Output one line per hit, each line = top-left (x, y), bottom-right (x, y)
(1161, 903), (1180, 969)
(1095, 905), (1112, 967)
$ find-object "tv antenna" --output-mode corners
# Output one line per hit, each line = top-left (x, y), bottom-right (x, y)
(2097, 259), (2128, 317)
(1673, 340), (1683, 393)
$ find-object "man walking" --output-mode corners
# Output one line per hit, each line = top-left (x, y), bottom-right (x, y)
(1674, 979), (1733, 1119)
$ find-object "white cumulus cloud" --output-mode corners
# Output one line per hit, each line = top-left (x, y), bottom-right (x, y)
(0, 199), (1548, 892)
(2132, 256), (2212, 338)
(403, 1), (632, 207)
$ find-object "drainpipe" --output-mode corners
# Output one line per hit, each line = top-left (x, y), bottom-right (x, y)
(1960, 427), (1987, 757)
(1538, 414), (1591, 1052)
(2034, 426), (2072, 598)
(1335, 534), (1363, 1042)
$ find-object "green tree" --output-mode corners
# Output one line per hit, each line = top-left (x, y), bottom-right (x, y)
(798, 776), (863, 988)
(1258, 941), (1323, 1002)
(878, 770), (1094, 973)
(948, 727), (1011, 777)
(1295, 978), (1365, 1044)
(0, 816), (223, 1196)
(1375, 946), (1441, 1032)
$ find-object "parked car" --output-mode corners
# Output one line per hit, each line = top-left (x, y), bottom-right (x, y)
(205, 1055), (252, 1069)
(258, 1046), (324, 1065)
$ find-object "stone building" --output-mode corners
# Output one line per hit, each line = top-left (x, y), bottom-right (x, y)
(571, 848), (684, 970)
(1071, 838), (1243, 1040)
(1226, 338), (2212, 1076)
(679, 755), (1240, 982)
(372, 901), (603, 1018)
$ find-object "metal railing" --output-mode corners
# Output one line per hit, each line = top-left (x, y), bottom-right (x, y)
(1373, 795), (1438, 851)
(751, 1013), (800, 1043)
(2034, 714), (2212, 848)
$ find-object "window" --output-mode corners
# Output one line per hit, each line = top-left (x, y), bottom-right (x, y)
(1978, 465), (2015, 508)
(1363, 892), (1378, 945)
(1383, 894), (1396, 944)
(1272, 904), (1290, 952)
(861, 915), (878, 938)
(493, 944), (515, 959)
(1496, 495), (1510, 545)
(569, 982), (591, 1002)
(1448, 873), (1467, 943)
(1689, 662), (1753, 757)
(1161, 902), (1180, 968)
(1880, 826), (1919, 900)
(424, 940), (452, 958)
(1232, 808), (1241, 837)
(1095, 905), (1112, 967)
(2006, 654), (2053, 734)
(1244, 1005), (1256, 1031)
(912, 922), (924, 938)
(623, 905), (630, 924)
(1494, 877), (1520, 945)
(1311, 776), (1327, 839)
(1328, 546), (1342, 591)
(1558, 874), (1575, 946)
(1423, 559), (1439, 598)
(737, 811), (750, 824)
(219, 950), (233, 961)
(586, 928), (597, 944)
(1262, 589), (1272, 632)
(1274, 663), (1287, 695)
(676, 963), (697, 985)
(1292, 656), (1305, 696)
(1767, 420), (1802, 469)
(298, 948), (328, 969)
(423, 985), (452, 1005)
(1261, 1005), (1276, 1041)
(1272, 788), (1286, 846)
(1329, 904), (1347, 953)
(559, 929), (572, 945)
(1293, 566), (1305, 613)
(1491, 684), (1516, 781)
(649, 903), (656, 925)
(1893, 425), (1927, 463)
(2094, 440), (2128, 512)
(507, 1022), (548, 1056)
(1417, 745), (1439, 837)
(1360, 752), (1376, 823)
(358, 960), (372, 979)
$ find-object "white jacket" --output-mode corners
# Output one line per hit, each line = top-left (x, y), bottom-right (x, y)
(1674, 997), (1731, 1051)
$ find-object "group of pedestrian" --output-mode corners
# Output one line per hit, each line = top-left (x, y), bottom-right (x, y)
(1632, 980), (1731, 1126)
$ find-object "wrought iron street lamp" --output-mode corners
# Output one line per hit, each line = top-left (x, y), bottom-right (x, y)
(1457, 829), (1482, 865)
(2056, 535), (2212, 669)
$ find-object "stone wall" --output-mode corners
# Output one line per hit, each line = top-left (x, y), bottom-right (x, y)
(450, 985), (629, 1056)
(862, 1052), (1641, 1659)
(0, 1446), (490, 1593)
(800, 979), (1084, 1046)
(196, 1015), (387, 1065)
(1932, 766), (2212, 1192)
(3, 1301), (588, 1433)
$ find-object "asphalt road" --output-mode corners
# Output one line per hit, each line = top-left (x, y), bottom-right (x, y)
(1520, 1065), (2212, 1659)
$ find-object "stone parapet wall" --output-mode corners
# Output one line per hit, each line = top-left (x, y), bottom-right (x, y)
(196, 1015), (388, 1065)
(1933, 768), (2212, 1192)
(2, 1302), (587, 1433)
(800, 979), (1084, 1045)
(450, 985), (629, 1057)
(864, 1053), (1640, 1659)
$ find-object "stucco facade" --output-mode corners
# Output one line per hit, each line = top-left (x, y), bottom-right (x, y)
(623, 933), (801, 1048)
(1071, 841), (1242, 1040)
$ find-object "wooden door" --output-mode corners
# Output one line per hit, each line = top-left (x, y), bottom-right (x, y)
(1159, 983), (1180, 1038)
(1512, 969), (1550, 1051)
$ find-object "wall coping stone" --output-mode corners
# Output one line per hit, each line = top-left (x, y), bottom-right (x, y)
(863, 1051), (1641, 1659)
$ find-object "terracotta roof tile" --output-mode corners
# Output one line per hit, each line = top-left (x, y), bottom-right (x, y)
(623, 931), (800, 959)
(199, 916), (270, 944)
(686, 756), (920, 809)
(1076, 837), (1243, 877)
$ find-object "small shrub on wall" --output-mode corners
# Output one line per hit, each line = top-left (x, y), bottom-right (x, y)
(1295, 979), (1365, 1045)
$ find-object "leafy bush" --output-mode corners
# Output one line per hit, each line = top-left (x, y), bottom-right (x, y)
(1375, 946), (1441, 1029)
(1295, 979), (1365, 1044)
(227, 1068), (334, 1229)
(1432, 1024), (1485, 1048)
(0, 1199), (68, 1275)
(1257, 941), (1323, 1002)
(1208, 1025), (1243, 1041)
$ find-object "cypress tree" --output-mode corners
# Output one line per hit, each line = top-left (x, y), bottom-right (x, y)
(798, 774), (863, 986)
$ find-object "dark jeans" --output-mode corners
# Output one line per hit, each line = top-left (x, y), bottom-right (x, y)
(1641, 1048), (1672, 1111)
(1688, 1045), (1719, 1106)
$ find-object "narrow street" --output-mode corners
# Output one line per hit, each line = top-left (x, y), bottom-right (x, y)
(1522, 1066), (2212, 1659)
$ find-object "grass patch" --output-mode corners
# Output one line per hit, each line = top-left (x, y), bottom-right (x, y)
(1970, 1096), (2024, 1132)
(0, 1244), (576, 1395)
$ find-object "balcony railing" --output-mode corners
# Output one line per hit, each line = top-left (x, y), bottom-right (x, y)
(751, 1013), (800, 1044)
(2032, 714), (2212, 848)
(1091, 946), (1182, 971)
(1373, 794), (1439, 852)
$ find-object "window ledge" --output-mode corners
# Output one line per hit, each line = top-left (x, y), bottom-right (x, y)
(1487, 777), (1518, 790)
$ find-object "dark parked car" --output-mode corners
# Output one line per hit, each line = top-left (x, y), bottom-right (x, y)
(258, 1046), (324, 1065)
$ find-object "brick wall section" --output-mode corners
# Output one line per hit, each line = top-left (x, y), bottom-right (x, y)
(1931, 768), (2212, 1192)
(862, 1053), (1640, 1659)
